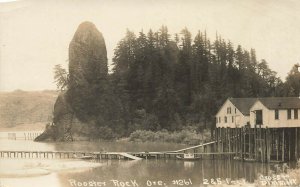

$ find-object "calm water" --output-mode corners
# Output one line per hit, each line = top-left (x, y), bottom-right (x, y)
(0, 137), (297, 187)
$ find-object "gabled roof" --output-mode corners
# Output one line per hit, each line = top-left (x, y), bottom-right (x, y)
(229, 98), (257, 115)
(258, 97), (300, 109)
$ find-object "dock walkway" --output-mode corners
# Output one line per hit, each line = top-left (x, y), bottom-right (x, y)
(170, 140), (217, 153)
(118, 152), (142, 160)
(0, 136), (237, 161)
(0, 149), (234, 160)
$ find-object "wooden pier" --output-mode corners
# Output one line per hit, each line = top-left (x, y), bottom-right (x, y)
(0, 150), (235, 160)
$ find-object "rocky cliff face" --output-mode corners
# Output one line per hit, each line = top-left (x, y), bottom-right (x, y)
(69, 21), (108, 87)
(67, 21), (109, 122)
(35, 93), (90, 141)
(36, 22), (109, 141)
(52, 93), (75, 141)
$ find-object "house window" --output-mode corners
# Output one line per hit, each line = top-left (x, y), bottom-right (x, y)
(294, 109), (298, 119)
(256, 110), (263, 125)
(227, 107), (231, 114)
(219, 117), (221, 123)
(232, 116), (234, 123)
(225, 116), (227, 123)
(287, 109), (291, 119)
(235, 108), (237, 114)
(275, 109), (279, 120)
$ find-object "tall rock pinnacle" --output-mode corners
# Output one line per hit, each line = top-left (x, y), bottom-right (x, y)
(69, 21), (108, 86)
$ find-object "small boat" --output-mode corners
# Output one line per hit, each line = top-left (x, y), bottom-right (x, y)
(233, 156), (242, 160)
(73, 154), (93, 160)
(176, 153), (200, 161)
(244, 158), (256, 162)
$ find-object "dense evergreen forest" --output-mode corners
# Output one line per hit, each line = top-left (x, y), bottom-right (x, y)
(54, 24), (300, 139)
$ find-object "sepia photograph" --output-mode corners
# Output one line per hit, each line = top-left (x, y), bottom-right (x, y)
(0, 0), (300, 186)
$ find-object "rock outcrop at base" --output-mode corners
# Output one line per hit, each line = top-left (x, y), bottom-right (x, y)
(35, 93), (73, 141)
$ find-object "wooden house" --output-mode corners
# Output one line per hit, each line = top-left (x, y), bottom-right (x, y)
(250, 97), (300, 128)
(215, 97), (300, 162)
(216, 98), (257, 128)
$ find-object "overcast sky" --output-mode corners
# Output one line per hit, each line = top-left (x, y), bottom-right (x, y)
(0, 0), (300, 91)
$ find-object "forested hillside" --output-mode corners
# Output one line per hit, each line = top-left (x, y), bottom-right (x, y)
(109, 27), (284, 134)
(0, 90), (58, 130)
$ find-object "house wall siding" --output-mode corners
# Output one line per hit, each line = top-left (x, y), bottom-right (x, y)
(250, 101), (300, 128)
(216, 99), (248, 128)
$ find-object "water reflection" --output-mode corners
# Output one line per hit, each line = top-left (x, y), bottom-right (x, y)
(183, 161), (194, 169)
(0, 139), (56, 151)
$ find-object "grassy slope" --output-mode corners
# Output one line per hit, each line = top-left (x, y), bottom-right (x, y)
(0, 90), (58, 131)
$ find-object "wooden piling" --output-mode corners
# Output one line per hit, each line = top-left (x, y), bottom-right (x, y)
(266, 128), (270, 163)
(282, 129), (285, 162)
(254, 126), (257, 160)
(228, 128), (231, 153)
(296, 128), (298, 160)
(243, 127), (246, 160)
(239, 128), (242, 158)
(249, 128), (251, 159)
(276, 130), (279, 161)
(288, 129), (291, 161)
(259, 125), (263, 162)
